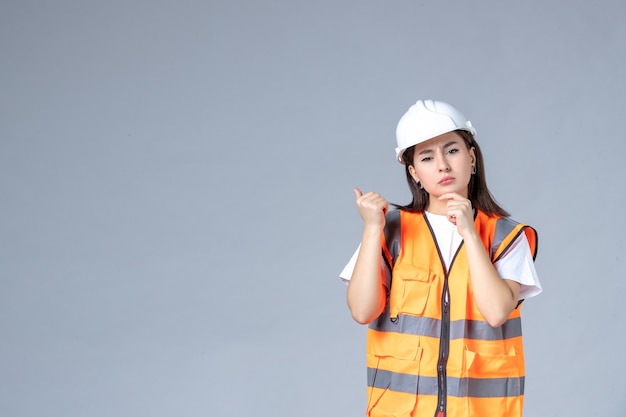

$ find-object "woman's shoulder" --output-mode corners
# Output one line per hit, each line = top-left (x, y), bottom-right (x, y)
(384, 207), (426, 227)
(384, 209), (402, 239)
(475, 209), (534, 232)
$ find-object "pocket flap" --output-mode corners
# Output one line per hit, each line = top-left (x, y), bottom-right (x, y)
(368, 331), (421, 361)
(393, 262), (432, 282)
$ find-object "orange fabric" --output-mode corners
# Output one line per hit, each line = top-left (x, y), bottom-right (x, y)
(365, 210), (537, 417)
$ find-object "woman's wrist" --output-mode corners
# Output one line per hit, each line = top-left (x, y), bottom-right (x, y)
(362, 223), (384, 238)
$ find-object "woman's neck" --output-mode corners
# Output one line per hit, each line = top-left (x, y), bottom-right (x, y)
(425, 198), (447, 215)
(426, 192), (469, 215)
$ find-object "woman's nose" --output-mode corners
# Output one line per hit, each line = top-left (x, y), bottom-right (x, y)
(438, 157), (451, 172)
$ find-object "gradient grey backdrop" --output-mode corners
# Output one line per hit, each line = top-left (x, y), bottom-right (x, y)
(2, 1), (625, 416)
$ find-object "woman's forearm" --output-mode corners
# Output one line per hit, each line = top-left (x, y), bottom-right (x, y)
(346, 225), (387, 324)
(463, 232), (520, 327)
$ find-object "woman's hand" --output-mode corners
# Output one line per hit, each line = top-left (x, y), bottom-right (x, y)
(439, 192), (519, 327)
(438, 192), (475, 238)
(348, 188), (389, 324)
(354, 188), (388, 229)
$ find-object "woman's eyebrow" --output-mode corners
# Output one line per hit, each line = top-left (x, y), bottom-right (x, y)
(417, 140), (459, 155)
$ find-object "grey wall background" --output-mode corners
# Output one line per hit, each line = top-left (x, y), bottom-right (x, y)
(2, 1), (625, 416)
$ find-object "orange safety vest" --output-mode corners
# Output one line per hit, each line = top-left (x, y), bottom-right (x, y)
(366, 209), (538, 417)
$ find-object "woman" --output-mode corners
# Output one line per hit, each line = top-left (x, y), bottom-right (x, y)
(340, 99), (542, 417)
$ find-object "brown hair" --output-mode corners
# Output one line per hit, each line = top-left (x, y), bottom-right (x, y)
(396, 130), (509, 217)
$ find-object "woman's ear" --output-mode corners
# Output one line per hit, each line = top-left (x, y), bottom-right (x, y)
(408, 164), (419, 183)
(469, 147), (476, 166)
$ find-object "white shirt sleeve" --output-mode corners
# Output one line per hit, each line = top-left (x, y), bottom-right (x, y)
(339, 244), (361, 284)
(338, 244), (391, 289)
(494, 233), (542, 300)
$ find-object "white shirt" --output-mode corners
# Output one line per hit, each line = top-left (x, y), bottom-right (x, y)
(339, 211), (542, 300)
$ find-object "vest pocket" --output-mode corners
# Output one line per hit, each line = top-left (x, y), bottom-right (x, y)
(463, 347), (523, 416)
(366, 336), (422, 417)
(390, 263), (434, 317)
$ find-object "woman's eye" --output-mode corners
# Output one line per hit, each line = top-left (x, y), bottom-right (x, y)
(448, 148), (459, 154)
(421, 157), (432, 162)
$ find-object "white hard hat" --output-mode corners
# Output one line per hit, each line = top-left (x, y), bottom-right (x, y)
(395, 99), (476, 164)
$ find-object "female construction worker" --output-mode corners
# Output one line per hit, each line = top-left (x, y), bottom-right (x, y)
(339, 99), (542, 417)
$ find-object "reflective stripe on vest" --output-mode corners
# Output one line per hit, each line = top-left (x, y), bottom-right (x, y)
(366, 209), (537, 417)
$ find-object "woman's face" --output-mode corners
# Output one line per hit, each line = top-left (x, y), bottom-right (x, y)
(408, 131), (476, 199)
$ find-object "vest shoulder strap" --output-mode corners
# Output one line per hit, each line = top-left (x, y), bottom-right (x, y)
(492, 216), (538, 262)
(382, 209), (402, 272)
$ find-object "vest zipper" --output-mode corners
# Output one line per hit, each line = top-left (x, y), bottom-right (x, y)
(424, 213), (464, 417)
(435, 274), (451, 417)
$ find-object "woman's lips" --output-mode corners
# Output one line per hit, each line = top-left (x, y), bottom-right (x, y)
(438, 176), (454, 185)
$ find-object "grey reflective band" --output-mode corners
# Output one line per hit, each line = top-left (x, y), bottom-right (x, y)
(371, 311), (440, 337)
(455, 317), (522, 340)
(494, 217), (520, 252)
(492, 217), (531, 263)
(370, 312), (522, 341)
(368, 368), (525, 397)
(382, 209), (401, 267)
(368, 367), (438, 396)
